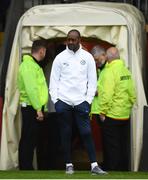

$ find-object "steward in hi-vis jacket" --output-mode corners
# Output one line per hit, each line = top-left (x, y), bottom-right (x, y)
(17, 40), (48, 170)
(91, 47), (136, 171)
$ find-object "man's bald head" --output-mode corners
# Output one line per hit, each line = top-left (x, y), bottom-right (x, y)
(106, 47), (120, 62)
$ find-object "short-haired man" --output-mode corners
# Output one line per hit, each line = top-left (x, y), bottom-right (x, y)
(18, 39), (48, 170)
(49, 30), (107, 175)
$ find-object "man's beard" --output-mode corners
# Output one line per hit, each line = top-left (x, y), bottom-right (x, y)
(68, 44), (79, 52)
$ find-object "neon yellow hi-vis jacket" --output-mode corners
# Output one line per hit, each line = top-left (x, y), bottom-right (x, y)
(91, 59), (136, 119)
(17, 55), (48, 111)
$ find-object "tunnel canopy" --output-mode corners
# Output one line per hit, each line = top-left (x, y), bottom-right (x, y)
(0, 1), (146, 171)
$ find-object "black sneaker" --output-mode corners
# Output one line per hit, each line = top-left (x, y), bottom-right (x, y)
(91, 166), (108, 175)
(65, 165), (74, 174)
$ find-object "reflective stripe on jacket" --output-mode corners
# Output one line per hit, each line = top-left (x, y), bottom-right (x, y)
(91, 59), (136, 119)
(17, 55), (48, 111)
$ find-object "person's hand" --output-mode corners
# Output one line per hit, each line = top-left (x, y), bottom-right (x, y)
(99, 113), (105, 122)
(36, 111), (44, 121)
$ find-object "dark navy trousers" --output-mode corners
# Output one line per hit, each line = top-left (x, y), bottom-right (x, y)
(55, 100), (97, 164)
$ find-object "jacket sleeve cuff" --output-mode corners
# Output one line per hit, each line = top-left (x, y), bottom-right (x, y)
(44, 104), (48, 112)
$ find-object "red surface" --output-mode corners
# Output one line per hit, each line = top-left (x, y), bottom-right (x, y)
(91, 116), (103, 152)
